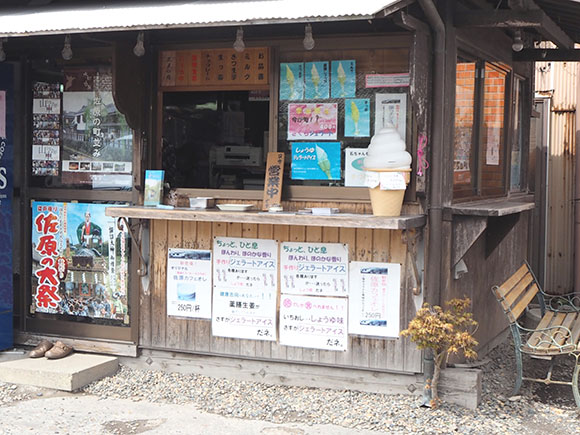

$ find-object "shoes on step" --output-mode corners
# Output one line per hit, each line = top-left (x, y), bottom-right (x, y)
(29, 340), (54, 358)
(44, 341), (73, 359)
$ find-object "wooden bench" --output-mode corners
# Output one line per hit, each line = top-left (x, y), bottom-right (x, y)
(491, 262), (580, 407)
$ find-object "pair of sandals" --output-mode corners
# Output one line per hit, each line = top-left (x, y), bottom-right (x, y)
(29, 340), (73, 359)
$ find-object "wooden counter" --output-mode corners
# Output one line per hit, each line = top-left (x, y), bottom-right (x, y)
(105, 206), (427, 230)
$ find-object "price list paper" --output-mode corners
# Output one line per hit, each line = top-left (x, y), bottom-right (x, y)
(280, 294), (348, 351)
(166, 249), (212, 319)
(280, 242), (348, 296)
(348, 262), (401, 338)
(212, 237), (278, 341)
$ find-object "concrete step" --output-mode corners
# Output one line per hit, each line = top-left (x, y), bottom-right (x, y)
(0, 353), (118, 391)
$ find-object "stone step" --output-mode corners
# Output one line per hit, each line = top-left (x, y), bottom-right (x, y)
(0, 353), (118, 391)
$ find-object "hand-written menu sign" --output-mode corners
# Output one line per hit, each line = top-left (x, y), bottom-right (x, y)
(280, 294), (348, 351)
(212, 237), (278, 341)
(160, 48), (269, 87)
(166, 249), (212, 319)
(262, 152), (284, 211)
(348, 262), (401, 338)
(281, 242), (348, 297)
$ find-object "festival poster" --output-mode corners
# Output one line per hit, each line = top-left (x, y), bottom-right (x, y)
(287, 103), (337, 140)
(291, 142), (341, 180)
(280, 294), (348, 351)
(331, 60), (356, 98)
(348, 262), (401, 338)
(212, 237), (278, 341)
(280, 242), (348, 296)
(304, 61), (329, 99)
(344, 99), (370, 137)
(31, 202), (129, 323)
(344, 148), (367, 187)
(279, 62), (304, 100)
(375, 93), (407, 141)
(61, 69), (132, 188)
(166, 249), (212, 319)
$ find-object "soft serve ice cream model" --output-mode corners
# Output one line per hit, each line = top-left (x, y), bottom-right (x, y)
(364, 125), (412, 216)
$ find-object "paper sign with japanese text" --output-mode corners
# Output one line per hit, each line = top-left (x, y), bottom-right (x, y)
(331, 60), (356, 98)
(281, 242), (348, 297)
(280, 62), (304, 100)
(262, 152), (284, 211)
(287, 103), (337, 140)
(348, 262), (401, 338)
(344, 148), (367, 187)
(304, 61), (329, 99)
(160, 51), (176, 87)
(280, 294), (348, 351)
(212, 237), (278, 341)
(291, 142), (341, 180)
(167, 249), (212, 319)
(375, 93), (407, 141)
(365, 73), (410, 88)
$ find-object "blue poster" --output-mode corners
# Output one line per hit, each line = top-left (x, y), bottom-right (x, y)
(279, 62), (304, 100)
(331, 60), (356, 98)
(291, 142), (341, 180)
(32, 202), (130, 323)
(304, 61), (329, 99)
(0, 64), (13, 350)
(345, 99), (370, 137)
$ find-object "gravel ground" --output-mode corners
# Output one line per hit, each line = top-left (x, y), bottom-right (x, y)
(1, 336), (579, 434)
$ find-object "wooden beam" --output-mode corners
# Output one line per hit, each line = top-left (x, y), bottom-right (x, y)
(455, 9), (574, 49)
(513, 48), (580, 61)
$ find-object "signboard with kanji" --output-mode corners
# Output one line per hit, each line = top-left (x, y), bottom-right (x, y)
(262, 152), (284, 211)
(160, 48), (269, 88)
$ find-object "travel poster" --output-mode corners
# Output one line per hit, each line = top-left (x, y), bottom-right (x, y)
(291, 142), (341, 180)
(166, 249), (212, 319)
(348, 262), (401, 338)
(344, 99), (370, 137)
(331, 60), (356, 98)
(279, 62), (304, 100)
(61, 69), (133, 188)
(375, 93), (407, 141)
(287, 103), (337, 140)
(212, 237), (278, 341)
(344, 148), (367, 187)
(280, 294), (348, 351)
(304, 61), (329, 99)
(280, 242), (349, 296)
(31, 202), (129, 322)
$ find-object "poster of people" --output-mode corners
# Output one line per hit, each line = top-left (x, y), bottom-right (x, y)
(166, 248), (212, 319)
(32, 82), (61, 176)
(348, 262), (401, 338)
(61, 69), (133, 189)
(212, 237), (278, 341)
(31, 201), (129, 323)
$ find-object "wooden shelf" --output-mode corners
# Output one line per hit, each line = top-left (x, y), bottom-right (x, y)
(446, 197), (535, 217)
(105, 206), (426, 230)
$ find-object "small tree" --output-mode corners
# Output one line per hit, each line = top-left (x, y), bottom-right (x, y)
(400, 297), (478, 408)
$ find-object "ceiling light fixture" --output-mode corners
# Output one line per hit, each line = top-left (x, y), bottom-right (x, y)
(61, 34), (73, 60)
(512, 30), (524, 52)
(133, 31), (145, 57)
(303, 24), (315, 51)
(233, 27), (245, 53)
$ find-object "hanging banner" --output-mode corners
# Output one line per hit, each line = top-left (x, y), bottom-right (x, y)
(167, 249), (212, 318)
(31, 202), (129, 323)
(0, 64), (14, 350)
(287, 103), (337, 140)
(348, 262), (401, 338)
(212, 237), (278, 341)
(281, 242), (348, 297)
(61, 68), (133, 189)
(291, 142), (341, 180)
(280, 294), (348, 351)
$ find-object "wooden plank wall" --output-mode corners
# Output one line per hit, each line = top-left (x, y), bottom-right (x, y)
(143, 205), (422, 374)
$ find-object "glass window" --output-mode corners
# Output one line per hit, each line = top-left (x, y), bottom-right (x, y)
(510, 77), (525, 191)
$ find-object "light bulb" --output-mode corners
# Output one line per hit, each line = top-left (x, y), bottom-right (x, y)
(62, 35), (73, 60)
(233, 27), (245, 53)
(0, 40), (5, 62)
(133, 31), (145, 57)
(512, 31), (524, 52)
(303, 24), (315, 51)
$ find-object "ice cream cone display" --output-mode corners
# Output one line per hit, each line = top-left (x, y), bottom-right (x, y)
(364, 126), (412, 217)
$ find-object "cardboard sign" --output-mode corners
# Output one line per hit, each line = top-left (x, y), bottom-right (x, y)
(262, 152), (284, 211)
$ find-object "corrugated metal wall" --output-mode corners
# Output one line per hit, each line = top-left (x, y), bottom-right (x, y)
(535, 60), (577, 294)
